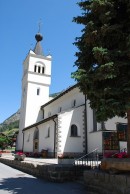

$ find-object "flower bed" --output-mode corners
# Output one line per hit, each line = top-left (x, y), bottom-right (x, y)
(101, 151), (130, 173)
(24, 152), (42, 158)
(14, 152), (26, 161)
(58, 155), (75, 164)
(113, 152), (129, 158)
(104, 151), (129, 158)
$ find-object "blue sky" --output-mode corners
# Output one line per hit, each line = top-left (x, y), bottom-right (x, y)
(0, 0), (82, 123)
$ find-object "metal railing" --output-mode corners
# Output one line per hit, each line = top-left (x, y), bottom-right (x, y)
(73, 148), (101, 170)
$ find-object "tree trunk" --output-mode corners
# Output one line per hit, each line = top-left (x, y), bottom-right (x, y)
(127, 109), (130, 154)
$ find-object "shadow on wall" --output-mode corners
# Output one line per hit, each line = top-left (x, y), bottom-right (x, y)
(36, 109), (44, 122)
(60, 106), (85, 158)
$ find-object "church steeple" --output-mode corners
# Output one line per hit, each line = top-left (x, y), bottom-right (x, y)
(34, 32), (44, 55)
(17, 26), (52, 151)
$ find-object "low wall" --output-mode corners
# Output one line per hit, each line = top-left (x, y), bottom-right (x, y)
(101, 158), (130, 173)
(84, 170), (130, 194)
(0, 158), (75, 182)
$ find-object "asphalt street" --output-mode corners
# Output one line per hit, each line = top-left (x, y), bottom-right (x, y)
(0, 162), (87, 194)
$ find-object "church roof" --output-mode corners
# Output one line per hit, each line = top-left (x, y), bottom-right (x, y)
(41, 83), (79, 109)
(23, 114), (57, 131)
(49, 92), (61, 98)
(34, 41), (43, 55)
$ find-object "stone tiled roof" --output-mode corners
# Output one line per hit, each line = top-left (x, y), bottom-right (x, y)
(34, 41), (43, 56)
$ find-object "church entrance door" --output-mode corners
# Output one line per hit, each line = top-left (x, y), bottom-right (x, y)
(33, 127), (39, 153)
(33, 139), (39, 153)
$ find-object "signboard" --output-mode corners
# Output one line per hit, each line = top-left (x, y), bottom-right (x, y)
(103, 131), (119, 150)
(117, 123), (127, 141)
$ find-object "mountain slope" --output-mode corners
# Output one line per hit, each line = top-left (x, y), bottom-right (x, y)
(0, 110), (20, 132)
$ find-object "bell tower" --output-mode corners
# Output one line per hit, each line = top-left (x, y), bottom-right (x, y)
(17, 32), (52, 151)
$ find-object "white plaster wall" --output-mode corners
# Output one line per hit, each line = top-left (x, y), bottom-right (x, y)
(86, 99), (127, 153)
(20, 52), (51, 129)
(105, 116), (127, 130)
(87, 131), (103, 153)
(23, 55), (29, 78)
(16, 131), (23, 151)
(38, 121), (55, 152)
(44, 87), (85, 119)
(57, 105), (84, 154)
(23, 121), (55, 153)
(29, 54), (51, 75)
(18, 51), (52, 151)
(25, 83), (49, 127)
(23, 128), (35, 152)
(28, 74), (51, 85)
(87, 101), (94, 133)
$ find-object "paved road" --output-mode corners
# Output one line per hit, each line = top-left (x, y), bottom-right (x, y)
(0, 163), (87, 194)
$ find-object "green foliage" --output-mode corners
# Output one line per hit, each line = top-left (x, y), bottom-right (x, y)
(4, 128), (19, 136)
(72, 0), (130, 121)
(0, 120), (19, 132)
(0, 135), (12, 150)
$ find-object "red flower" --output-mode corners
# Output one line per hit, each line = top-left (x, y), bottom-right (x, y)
(113, 152), (129, 158)
(16, 152), (24, 156)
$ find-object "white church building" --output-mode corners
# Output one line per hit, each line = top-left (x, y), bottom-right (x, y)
(16, 32), (127, 158)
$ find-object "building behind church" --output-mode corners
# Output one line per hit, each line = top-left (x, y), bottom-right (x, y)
(16, 32), (127, 158)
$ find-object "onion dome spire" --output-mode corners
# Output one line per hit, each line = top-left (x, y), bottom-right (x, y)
(34, 21), (44, 55)
(35, 33), (43, 42)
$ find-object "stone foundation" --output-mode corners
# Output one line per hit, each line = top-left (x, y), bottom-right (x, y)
(84, 170), (130, 194)
(101, 158), (130, 173)
(0, 158), (75, 182)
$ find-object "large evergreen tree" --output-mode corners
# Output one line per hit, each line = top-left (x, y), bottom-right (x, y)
(72, 0), (130, 153)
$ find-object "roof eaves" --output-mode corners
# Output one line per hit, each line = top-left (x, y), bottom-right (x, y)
(23, 114), (58, 131)
(41, 83), (79, 109)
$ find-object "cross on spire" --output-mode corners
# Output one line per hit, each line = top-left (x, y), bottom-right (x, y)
(38, 19), (42, 33)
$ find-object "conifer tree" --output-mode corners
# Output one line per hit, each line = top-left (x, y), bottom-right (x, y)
(72, 0), (130, 153)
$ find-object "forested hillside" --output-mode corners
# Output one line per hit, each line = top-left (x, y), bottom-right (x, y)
(0, 110), (20, 133)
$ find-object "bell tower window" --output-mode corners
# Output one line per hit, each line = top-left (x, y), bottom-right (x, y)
(42, 67), (44, 74)
(34, 65), (37, 72)
(38, 66), (41, 73)
(34, 63), (45, 74)
(37, 88), (40, 95)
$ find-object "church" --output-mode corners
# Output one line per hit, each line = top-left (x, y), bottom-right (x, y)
(16, 32), (127, 158)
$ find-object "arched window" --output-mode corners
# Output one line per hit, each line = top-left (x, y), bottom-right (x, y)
(34, 62), (45, 74)
(38, 66), (41, 73)
(72, 99), (76, 107)
(47, 127), (50, 137)
(42, 67), (44, 74)
(34, 128), (39, 140)
(70, 124), (78, 137)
